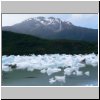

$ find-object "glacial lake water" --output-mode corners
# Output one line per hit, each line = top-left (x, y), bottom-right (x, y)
(2, 65), (98, 86)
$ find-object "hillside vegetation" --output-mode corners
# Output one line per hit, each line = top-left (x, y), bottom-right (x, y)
(2, 31), (98, 55)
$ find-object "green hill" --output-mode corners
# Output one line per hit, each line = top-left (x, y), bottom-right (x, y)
(2, 31), (98, 55)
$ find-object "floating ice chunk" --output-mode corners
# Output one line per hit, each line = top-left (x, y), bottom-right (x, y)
(64, 68), (73, 76)
(72, 71), (76, 75)
(55, 76), (66, 83)
(86, 84), (93, 86)
(49, 78), (56, 84)
(2, 53), (98, 73)
(16, 62), (30, 70)
(2, 55), (15, 65)
(84, 71), (90, 76)
(76, 63), (85, 68)
(40, 69), (46, 74)
(85, 53), (98, 67)
(2, 65), (12, 72)
(76, 71), (83, 76)
(47, 68), (61, 76)
(27, 67), (34, 71)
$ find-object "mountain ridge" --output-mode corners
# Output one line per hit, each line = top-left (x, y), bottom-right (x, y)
(2, 16), (98, 42)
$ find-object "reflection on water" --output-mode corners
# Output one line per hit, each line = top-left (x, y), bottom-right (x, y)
(2, 65), (98, 86)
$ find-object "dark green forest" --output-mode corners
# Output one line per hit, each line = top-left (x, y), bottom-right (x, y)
(2, 31), (98, 55)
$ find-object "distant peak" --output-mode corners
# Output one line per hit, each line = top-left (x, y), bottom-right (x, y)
(66, 21), (72, 25)
(24, 16), (73, 25)
(36, 16), (45, 20)
(48, 17), (55, 20)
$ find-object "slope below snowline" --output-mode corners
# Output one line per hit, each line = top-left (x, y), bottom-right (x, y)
(2, 31), (98, 55)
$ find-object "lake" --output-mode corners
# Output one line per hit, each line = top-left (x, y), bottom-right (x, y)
(2, 53), (98, 86)
(2, 65), (98, 86)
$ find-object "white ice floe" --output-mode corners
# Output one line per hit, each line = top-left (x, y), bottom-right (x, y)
(2, 53), (98, 72)
(49, 78), (56, 84)
(84, 71), (90, 76)
(85, 53), (98, 67)
(2, 55), (15, 65)
(85, 84), (94, 86)
(40, 69), (47, 74)
(64, 68), (73, 76)
(49, 75), (66, 84)
(76, 71), (83, 76)
(2, 65), (12, 72)
(46, 68), (61, 76)
(55, 76), (66, 83)
(2, 53), (98, 84)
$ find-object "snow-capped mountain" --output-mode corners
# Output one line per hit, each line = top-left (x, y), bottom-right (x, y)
(2, 17), (98, 42)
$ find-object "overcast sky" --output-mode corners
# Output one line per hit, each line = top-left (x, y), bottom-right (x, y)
(2, 14), (98, 29)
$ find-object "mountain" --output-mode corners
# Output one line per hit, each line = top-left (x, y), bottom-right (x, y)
(2, 31), (98, 55)
(2, 17), (98, 42)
